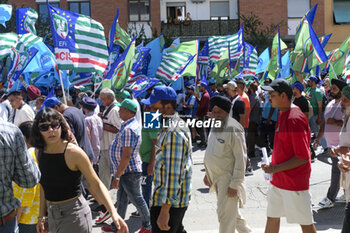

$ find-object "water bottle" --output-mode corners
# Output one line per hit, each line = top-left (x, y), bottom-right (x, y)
(261, 147), (272, 181)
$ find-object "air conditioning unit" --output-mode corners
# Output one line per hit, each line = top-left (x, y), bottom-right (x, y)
(191, 0), (205, 3)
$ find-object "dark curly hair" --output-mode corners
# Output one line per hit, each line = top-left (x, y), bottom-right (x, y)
(31, 108), (70, 150)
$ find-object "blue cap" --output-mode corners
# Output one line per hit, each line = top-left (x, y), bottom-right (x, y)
(292, 82), (304, 91)
(81, 96), (97, 110)
(307, 75), (319, 83)
(208, 78), (216, 85)
(43, 97), (60, 108)
(141, 86), (177, 105)
(186, 85), (195, 91)
(199, 82), (207, 87)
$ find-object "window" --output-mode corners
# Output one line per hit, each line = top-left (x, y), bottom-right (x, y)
(210, 1), (229, 20)
(129, 0), (150, 22)
(38, 2), (59, 23)
(333, 0), (350, 24)
(69, 1), (90, 16)
(166, 3), (186, 21)
(287, 0), (310, 35)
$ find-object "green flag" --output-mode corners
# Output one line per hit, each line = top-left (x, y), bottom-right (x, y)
(167, 40), (199, 77)
(264, 33), (287, 80)
(328, 37), (350, 79)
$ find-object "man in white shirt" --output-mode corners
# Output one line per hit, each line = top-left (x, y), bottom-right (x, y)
(203, 95), (251, 233)
(7, 91), (35, 126)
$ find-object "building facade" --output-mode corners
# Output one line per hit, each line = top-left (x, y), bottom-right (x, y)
(9, 0), (350, 49)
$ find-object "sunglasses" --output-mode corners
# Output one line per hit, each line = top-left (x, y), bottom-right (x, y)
(38, 121), (61, 132)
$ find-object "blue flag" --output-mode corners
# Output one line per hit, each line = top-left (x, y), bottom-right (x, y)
(16, 8), (38, 35)
(282, 50), (291, 78)
(0, 5), (12, 27)
(131, 77), (159, 98)
(130, 46), (151, 78)
(146, 37), (164, 77)
(41, 88), (55, 110)
(9, 47), (38, 85)
(23, 41), (56, 73)
(256, 48), (269, 74)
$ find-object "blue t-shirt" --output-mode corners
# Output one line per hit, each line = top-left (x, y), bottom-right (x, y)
(185, 95), (197, 117)
(262, 95), (278, 122)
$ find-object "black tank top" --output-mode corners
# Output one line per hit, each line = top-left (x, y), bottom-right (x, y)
(39, 143), (82, 202)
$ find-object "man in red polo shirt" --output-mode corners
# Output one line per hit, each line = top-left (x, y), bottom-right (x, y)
(261, 79), (316, 233)
(194, 82), (210, 148)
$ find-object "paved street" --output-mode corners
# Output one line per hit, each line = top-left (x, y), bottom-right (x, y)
(92, 147), (345, 233)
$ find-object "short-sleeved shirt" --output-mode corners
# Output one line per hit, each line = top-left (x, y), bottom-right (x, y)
(339, 116), (350, 147)
(196, 91), (210, 117)
(239, 92), (250, 128)
(109, 117), (142, 174)
(139, 128), (159, 163)
(230, 95), (245, 123)
(271, 105), (311, 191)
(306, 87), (323, 114)
(63, 107), (94, 161)
(185, 95), (197, 117)
(13, 103), (35, 126)
(13, 148), (40, 224)
(262, 95), (278, 122)
(293, 96), (309, 113)
(324, 99), (343, 147)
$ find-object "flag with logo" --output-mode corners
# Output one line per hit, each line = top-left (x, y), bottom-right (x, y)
(109, 9), (131, 50)
(328, 37), (350, 79)
(129, 76), (159, 97)
(0, 33), (18, 60)
(7, 47), (38, 90)
(16, 33), (43, 53)
(172, 54), (197, 81)
(70, 72), (94, 86)
(0, 5), (12, 27)
(16, 8), (38, 35)
(156, 51), (192, 83)
(130, 46), (151, 79)
(242, 42), (258, 78)
(109, 36), (136, 92)
(48, 3), (108, 75)
(264, 29), (287, 80)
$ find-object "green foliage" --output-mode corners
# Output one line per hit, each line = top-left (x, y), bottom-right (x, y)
(240, 12), (285, 53)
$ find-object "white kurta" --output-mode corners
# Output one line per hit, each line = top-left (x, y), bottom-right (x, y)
(204, 116), (251, 233)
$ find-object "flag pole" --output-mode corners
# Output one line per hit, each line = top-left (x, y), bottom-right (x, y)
(58, 70), (68, 105)
(329, 63), (337, 79)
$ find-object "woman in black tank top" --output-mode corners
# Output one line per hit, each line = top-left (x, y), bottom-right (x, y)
(31, 108), (128, 233)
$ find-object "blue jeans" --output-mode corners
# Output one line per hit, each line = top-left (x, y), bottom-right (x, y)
(116, 172), (151, 229)
(309, 115), (327, 149)
(142, 162), (153, 208)
(0, 215), (17, 233)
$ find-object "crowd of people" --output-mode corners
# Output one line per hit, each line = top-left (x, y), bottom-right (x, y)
(2, 72), (350, 233)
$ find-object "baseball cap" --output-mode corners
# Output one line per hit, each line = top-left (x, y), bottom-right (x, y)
(117, 90), (131, 100)
(117, 98), (137, 113)
(292, 82), (304, 92)
(261, 79), (293, 98)
(223, 81), (237, 91)
(43, 97), (60, 108)
(208, 78), (216, 85)
(141, 86), (177, 105)
(186, 85), (195, 91)
(306, 75), (319, 83)
(199, 82), (207, 88)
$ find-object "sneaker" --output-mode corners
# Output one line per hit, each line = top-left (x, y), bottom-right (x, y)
(101, 224), (118, 232)
(318, 197), (334, 209)
(336, 194), (347, 203)
(138, 226), (152, 233)
(95, 211), (111, 224)
(131, 211), (140, 218)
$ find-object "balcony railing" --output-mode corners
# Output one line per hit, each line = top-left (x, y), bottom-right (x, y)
(161, 19), (240, 40)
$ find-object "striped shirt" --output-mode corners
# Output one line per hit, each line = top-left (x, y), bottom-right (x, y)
(0, 122), (40, 217)
(109, 117), (142, 174)
(153, 113), (193, 208)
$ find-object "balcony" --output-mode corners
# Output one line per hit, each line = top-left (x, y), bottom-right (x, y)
(161, 19), (240, 41)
